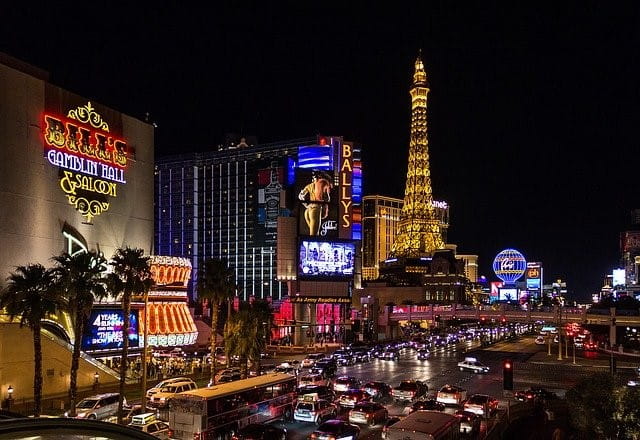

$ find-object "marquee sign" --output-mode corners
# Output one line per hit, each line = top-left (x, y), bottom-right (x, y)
(43, 102), (128, 222)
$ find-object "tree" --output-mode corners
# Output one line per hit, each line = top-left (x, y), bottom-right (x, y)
(0, 264), (61, 416)
(224, 308), (264, 378)
(52, 251), (107, 417)
(198, 258), (236, 385)
(566, 372), (618, 438)
(106, 247), (153, 424)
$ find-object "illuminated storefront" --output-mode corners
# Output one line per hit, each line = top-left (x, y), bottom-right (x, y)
(144, 256), (198, 347)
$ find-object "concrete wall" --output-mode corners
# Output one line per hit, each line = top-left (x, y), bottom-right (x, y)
(0, 323), (119, 404)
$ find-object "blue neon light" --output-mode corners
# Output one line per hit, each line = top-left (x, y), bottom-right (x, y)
(298, 145), (333, 170)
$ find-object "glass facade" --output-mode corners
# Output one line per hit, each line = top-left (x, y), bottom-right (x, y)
(155, 137), (362, 301)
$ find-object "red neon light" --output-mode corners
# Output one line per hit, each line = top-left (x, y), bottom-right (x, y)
(42, 113), (128, 168)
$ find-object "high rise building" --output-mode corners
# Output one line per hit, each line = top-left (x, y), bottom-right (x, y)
(362, 195), (449, 280)
(621, 208), (640, 294)
(155, 136), (362, 301)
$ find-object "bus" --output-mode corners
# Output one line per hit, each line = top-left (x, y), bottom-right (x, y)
(167, 372), (297, 440)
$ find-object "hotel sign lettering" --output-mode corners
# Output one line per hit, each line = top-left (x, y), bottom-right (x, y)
(43, 102), (128, 222)
(339, 142), (353, 238)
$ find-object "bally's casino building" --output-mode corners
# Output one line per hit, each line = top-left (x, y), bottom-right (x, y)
(0, 53), (199, 401)
(155, 135), (363, 344)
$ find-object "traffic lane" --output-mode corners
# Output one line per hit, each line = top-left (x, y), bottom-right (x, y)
(278, 410), (384, 440)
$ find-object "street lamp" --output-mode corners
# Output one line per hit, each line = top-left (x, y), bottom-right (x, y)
(6, 385), (14, 410)
(93, 372), (100, 391)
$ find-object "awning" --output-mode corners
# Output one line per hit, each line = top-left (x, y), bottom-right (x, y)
(140, 302), (198, 347)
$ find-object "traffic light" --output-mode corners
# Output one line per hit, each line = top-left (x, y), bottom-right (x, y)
(503, 359), (514, 390)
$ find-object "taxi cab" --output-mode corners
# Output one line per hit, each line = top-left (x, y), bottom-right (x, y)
(293, 393), (337, 424)
(457, 357), (490, 374)
(127, 413), (170, 439)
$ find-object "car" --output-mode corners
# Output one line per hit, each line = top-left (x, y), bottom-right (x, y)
(417, 348), (430, 360)
(463, 394), (499, 417)
(146, 377), (193, 400)
(392, 380), (428, 402)
(332, 349), (353, 360)
(361, 381), (392, 401)
(337, 389), (371, 408)
(302, 353), (325, 369)
(457, 357), (490, 373)
(299, 373), (328, 388)
(277, 360), (301, 371)
(455, 410), (481, 435)
(274, 365), (298, 375)
(535, 335), (546, 345)
(127, 412), (169, 439)
(312, 359), (337, 378)
(410, 398), (445, 413)
(348, 401), (388, 425)
(298, 385), (335, 402)
(310, 419), (360, 440)
(584, 341), (598, 351)
(351, 348), (371, 363)
(149, 380), (198, 408)
(104, 404), (145, 425)
(514, 387), (557, 403)
(334, 376), (361, 393)
(574, 339), (584, 349)
(231, 422), (287, 440)
(436, 384), (468, 406)
(337, 354), (356, 366)
(65, 392), (124, 420)
(380, 349), (399, 361)
(381, 416), (402, 439)
(294, 396), (337, 424)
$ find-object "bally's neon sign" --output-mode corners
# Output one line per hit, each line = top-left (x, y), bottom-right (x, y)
(339, 142), (353, 233)
(43, 102), (128, 222)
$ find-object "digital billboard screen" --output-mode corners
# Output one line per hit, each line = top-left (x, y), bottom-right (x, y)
(296, 169), (338, 238)
(82, 308), (140, 351)
(298, 239), (355, 280)
(499, 288), (519, 301)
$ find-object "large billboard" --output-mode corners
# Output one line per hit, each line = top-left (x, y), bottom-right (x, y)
(82, 308), (140, 352)
(338, 142), (353, 239)
(256, 159), (286, 245)
(296, 169), (338, 237)
(298, 239), (355, 280)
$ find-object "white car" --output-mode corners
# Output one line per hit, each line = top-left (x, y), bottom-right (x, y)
(436, 384), (467, 405)
(535, 336), (546, 345)
(148, 380), (197, 408)
(128, 413), (170, 439)
(146, 377), (193, 400)
(293, 396), (337, 424)
(299, 373), (328, 388)
(457, 357), (490, 374)
(301, 353), (325, 369)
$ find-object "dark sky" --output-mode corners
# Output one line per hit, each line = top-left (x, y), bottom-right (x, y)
(2, 3), (639, 300)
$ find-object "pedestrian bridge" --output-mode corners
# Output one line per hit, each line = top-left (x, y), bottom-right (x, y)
(385, 305), (640, 327)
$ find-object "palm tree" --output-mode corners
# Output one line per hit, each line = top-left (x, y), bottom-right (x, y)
(198, 258), (236, 385)
(0, 264), (61, 416)
(224, 309), (264, 378)
(52, 251), (107, 417)
(106, 247), (153, 424)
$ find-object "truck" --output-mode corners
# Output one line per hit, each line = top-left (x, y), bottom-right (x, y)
(384, 410), (460, 440)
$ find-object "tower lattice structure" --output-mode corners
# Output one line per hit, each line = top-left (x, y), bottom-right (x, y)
(390, 54), (445, 258)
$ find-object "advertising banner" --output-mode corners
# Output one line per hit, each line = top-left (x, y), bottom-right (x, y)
(298, 239), (355, 280)
(82, 309), (139, 351)
(296, 169), (338, 237)
(256, 159), (286, 245)
(338, 142), (353, 239)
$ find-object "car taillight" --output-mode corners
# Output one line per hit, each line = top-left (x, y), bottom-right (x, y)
(310, 434), (318, 439)
(167, 429), (173, 438)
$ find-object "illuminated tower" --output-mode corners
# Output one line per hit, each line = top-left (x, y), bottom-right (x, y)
(390, 53), (445, 257)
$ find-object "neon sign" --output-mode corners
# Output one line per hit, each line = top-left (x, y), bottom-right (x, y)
(43, 102), (128, 222)
(339, 142), (353, 235)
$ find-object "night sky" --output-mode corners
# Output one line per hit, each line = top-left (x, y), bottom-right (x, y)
(2, 3), (639, 300)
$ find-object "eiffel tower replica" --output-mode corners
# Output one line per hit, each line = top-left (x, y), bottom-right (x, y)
(380, 53), (447, 285)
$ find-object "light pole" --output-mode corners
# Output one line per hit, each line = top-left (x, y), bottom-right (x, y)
(547, 334), (552, 356)
(141, 289), (150, 412)
(93, 372), (99, 392)
(6, 385), (14, 411)
(557, 331), (563, 361)
(572, 338), (576, 365)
